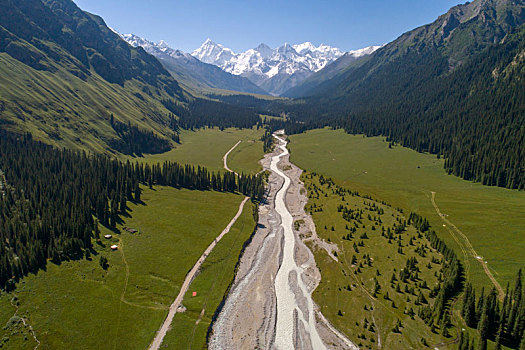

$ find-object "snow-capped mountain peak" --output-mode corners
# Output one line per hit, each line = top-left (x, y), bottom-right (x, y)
(277, 42), (297, 56)
(293, 41), (316, 54)
(122, 33), (379, 96)
(119, 32), (267, 95)
(192, 39), (235, 66)
(191, 39), (352, 95)
(255, 43), (273, 58)
(121, 33), (188, 59)
(157, 40), (170, 49)
(347, 45), (384, 58)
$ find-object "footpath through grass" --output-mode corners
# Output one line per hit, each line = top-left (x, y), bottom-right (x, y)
(136, 127), (265, 174)
(0, 186), (255, 349)
(289, 128), (525, 290)
(161, 200), (256, 349)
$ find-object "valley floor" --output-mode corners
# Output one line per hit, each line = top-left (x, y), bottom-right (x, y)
(133, 127), (265, 175)
(289, 128), (525, 291)
(0, 128), (264, 350)
(209, 134), (355, 349)
(2, 127), (521, 349)
(0, 187), (255, 350)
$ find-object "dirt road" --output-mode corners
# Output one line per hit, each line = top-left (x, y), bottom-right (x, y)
(431, 191), (504, 300)
(148, 196), (250, 350)
(223, 140), (242, 174)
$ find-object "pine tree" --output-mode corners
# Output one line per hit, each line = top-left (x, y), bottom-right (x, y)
(464, 284), (477, 327)
(94, 219), (100, 240)
(477, 287), (485, 324)
(495, 322), (503, 350)
(134, 182), (141, 201)
(99, 256), (108, 270)
(478, 298), (490, 342)
(520, 334), (525, 350)
(478, 339), (487, 350)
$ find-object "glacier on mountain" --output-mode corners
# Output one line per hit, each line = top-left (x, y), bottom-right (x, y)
(192, 39), (380, 95)
(120, 33), (380, 96)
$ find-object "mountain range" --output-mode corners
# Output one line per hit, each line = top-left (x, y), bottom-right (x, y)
(120, 33), (267, 95)
(288, 0), (525, 100)
(192, 39), (380, 95)
(0, 0), (262, 154)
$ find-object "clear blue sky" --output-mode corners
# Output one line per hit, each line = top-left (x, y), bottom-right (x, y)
(73, 0), (463, 52)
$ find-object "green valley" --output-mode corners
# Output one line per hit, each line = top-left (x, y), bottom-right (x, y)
(137, 127), (265, 174)
(289, 128), (525, 290)
(1, 0), (525, 348)
(302, 172), (458, 349)
(0, 187), (256, 350)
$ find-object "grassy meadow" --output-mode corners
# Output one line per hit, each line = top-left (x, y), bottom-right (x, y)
(289, 129), (525, 291)
(0, 186), (255, 349)
(134, 127), (265, 174)
(161, 200), (256, 349)
(302, 172), (450, 349)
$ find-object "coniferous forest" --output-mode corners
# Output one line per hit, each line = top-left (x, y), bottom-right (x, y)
(406, 214), (464, 335)
(461, 270), (525, 349)
(109, 115), (172, 155)
(162, 97), (260, 130)
(280, 25), (525, 190)
(0, 130), (264, 291)
(261, 127), (274, 153)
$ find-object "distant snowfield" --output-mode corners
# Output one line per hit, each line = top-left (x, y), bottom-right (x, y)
(192, 39), (381, 95)
(120, 32), (381, 95)
(193, 39), (345, 79)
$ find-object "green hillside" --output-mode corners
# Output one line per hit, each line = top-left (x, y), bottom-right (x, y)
(0, 0), (266, 156)
(290, 0), (525, 100)
(0, 0), (189, 152)
(280, 0), (525, 190)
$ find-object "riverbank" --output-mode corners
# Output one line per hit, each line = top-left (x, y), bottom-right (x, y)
(209, 132), (355, 349)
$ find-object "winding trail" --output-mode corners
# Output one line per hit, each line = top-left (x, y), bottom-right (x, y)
(148, 196), (250, 350)
(223, 140), (242, 175)
(431, 191), (504, 300)
(117, 239), (167, 311)
(271, 134), (326, 350)
(148, 139), (250, 350)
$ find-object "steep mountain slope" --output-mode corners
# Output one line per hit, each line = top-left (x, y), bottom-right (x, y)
(285, 0), (525, 190)
(192, 39), (350, 95)
(304, 0), (525, 101)
(121, 34), (267, 95)
(282, 45), (382, 97)
(0, 0), (188, 153)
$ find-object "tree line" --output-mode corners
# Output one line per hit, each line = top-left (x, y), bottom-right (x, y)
(261, 127), (274, 153)
(462, 270), (525, 349)
(161, 97), (260, 130)
(407, 213), (464, 335)
(0, 130), (264, 290)
(109, 114), (172, 155)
